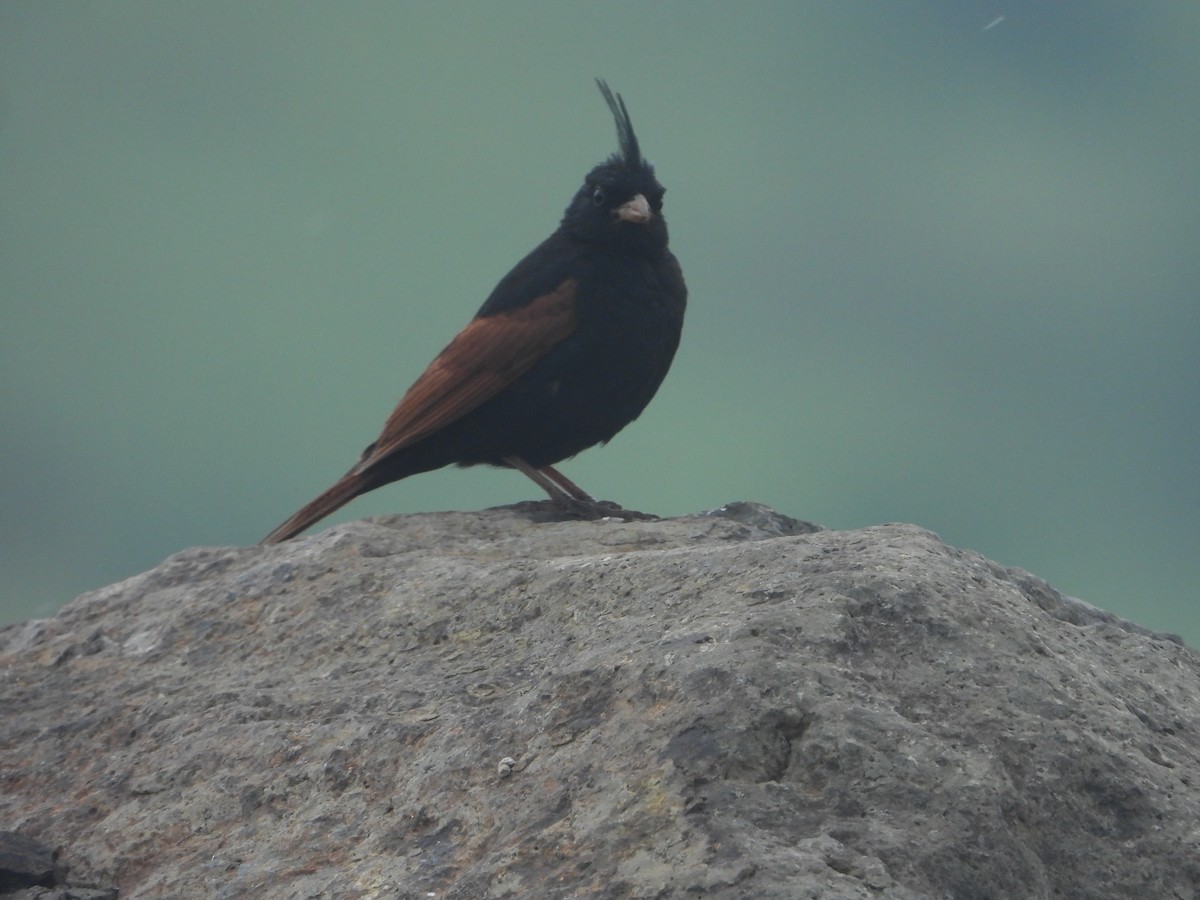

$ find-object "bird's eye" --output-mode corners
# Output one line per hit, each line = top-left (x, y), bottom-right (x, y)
(591, 187), (605, 206)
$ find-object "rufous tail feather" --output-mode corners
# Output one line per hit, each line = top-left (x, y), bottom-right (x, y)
(260, 472), (371, 544)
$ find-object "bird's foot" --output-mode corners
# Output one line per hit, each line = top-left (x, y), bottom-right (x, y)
(505, 498), (659, 523)
(558, 497), (658, 522)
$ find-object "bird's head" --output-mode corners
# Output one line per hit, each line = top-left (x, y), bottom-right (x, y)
(560, 81), (669, 254)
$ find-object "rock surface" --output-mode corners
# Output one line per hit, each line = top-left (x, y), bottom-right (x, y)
(1, 502), (1198, 899)
(0, 831), (55, 892)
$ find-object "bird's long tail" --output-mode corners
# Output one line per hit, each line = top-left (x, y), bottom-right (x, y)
(259, 471), (372, 544)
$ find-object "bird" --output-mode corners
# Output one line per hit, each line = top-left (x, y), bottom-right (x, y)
(261, 81), (686, 544)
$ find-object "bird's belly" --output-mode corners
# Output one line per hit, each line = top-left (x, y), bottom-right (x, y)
(449, 304), (679, 467)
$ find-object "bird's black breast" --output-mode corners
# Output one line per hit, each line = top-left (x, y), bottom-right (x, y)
(403, 239), (686, 471)
(482, 243), (686, 466)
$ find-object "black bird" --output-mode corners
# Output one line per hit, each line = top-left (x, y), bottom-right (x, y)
(261, 81), (686, 544)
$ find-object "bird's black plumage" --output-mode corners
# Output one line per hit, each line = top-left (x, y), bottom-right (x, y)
(261, 81), (686, 544)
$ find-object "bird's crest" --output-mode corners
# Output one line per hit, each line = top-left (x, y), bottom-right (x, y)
(596, 79), (645, 171)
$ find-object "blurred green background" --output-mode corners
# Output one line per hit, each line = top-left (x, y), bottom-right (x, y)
(2, 3), (1197, 644)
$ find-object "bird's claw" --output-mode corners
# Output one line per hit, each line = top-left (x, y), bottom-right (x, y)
(504, 498), (658, 523)
(552, 497), (658, 521)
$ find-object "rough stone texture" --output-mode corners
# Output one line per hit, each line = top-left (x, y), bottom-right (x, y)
(1, 502), (1198, 899)
(0, 831), (56, 892)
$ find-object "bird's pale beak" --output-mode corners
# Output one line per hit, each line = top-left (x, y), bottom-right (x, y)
(616, 194), (652, 224)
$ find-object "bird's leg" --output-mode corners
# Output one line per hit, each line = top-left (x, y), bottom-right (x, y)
(538, 465), (596, 502)
(504, 456), (577, 505)
(503, 456), (656, 521)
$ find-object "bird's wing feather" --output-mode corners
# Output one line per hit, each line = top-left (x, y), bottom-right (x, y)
(354, 279), (578, 471)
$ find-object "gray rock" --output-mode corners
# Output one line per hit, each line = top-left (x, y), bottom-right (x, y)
(0, 831), (55, 892)
(1, 504), (1197, 899)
